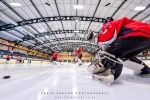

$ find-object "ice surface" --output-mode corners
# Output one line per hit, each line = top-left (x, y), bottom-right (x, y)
(0, 63), (150, 100)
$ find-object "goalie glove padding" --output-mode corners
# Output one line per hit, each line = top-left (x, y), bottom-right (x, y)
(87, 30), (94, 41)
(86, 30), (98, 43)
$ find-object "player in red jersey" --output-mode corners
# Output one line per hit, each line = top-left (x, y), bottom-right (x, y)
(51, 51), (58, 65)
(75, 47), (83, 66)
(87, 17), (150, 85)
(6, 53), (11, 64)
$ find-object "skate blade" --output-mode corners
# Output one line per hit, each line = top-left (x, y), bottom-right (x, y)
(93, 74), (112, 86)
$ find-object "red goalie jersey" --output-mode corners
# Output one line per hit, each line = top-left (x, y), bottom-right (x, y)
(98, 17), (150, 45)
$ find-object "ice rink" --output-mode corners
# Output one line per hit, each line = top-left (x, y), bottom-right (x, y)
(0, 63), (150, 100)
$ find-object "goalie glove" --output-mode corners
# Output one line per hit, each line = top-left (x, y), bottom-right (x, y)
(86, 30), (98, 44)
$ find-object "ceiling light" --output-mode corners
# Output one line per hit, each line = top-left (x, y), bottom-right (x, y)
(134, 6), (145, 11)
(39, 30), (44, 32)
(74, 30), (79, 32)
(74, 5), (84, 9)
(10, 3), (22, 6)
(76, 19), (79, 23)
(45, 35), (49, 39)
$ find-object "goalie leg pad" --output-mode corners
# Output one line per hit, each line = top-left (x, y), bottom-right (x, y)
(123, 60), (144, 75)
(93, 68), (114, 85)
(129, 57), (150, 75)
(88, 51), (123, 80)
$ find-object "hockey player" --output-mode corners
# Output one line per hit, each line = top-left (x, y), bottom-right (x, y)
(6, 53), (11, 64)
(87, 17), (150, 85)
(16, 56), (21, 64)
(75, 47), (83, 66)
(51, 51), (58, 65)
